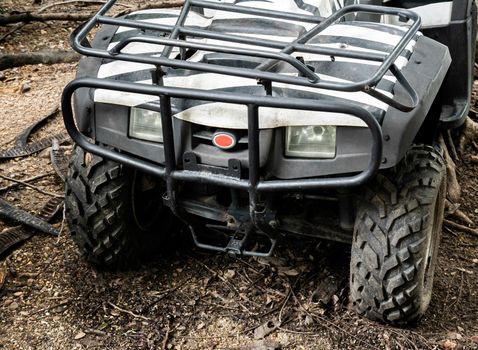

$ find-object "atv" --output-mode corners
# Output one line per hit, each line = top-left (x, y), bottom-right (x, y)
(61, 0), (476, 325)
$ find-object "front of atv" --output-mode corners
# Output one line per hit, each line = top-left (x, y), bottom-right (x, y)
(61, 0), (475, 325)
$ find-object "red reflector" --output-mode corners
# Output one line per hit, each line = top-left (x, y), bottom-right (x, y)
(213, 132), (236, 150)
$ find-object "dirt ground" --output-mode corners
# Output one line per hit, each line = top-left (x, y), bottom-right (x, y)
(0, 1), (478, 349)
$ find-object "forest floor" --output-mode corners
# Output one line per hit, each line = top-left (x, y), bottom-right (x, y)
(0, 1), (477, 349)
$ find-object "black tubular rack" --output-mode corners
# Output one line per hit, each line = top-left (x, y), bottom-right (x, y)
(62, 0), (422, 216)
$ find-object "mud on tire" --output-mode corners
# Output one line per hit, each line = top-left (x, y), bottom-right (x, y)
(65, 145), (172, 269)
(350, 144), (446, 325)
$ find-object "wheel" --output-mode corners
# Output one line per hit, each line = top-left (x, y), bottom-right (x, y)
(65, 145), (173, 269)
(350, 144), (446, 325)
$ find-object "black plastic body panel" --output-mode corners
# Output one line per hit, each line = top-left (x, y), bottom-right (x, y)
(73, 24), (118, 134)
(91, 35), (450, 178)
(392, 0), (476, 129)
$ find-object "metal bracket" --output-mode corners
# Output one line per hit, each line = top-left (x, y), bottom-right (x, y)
(189, 224), (276, 257)
(183, 152), (242, 179)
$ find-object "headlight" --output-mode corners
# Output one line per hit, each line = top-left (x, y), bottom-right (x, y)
(285, 125), (336, 158)
(129, 107), (163, 143)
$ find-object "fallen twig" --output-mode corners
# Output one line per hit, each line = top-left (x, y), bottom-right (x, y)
(444, 219), (478, 237)
(108, 301), (152, 321)
(0, 23), (27, 43)
(161, 319), (171, 350)
(0, 174), (63, 198)
(30, 299), (71, 316)
(141, 279), (189, 313)
(0, 172), (55, 192)
(38, 0), (131, 13)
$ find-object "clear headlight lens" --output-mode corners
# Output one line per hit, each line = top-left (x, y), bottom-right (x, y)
(285, 125), (336, 158)
(129, 107), (163, 143)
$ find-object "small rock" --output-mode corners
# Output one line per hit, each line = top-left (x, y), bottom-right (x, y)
(13, 291), (23, 297)
(443, 339), (457, 349)
(19, 311), (29, 316)
(21, 83), (31, 94)
(8, 302), (19, 310)
(74, 331), (86, 340)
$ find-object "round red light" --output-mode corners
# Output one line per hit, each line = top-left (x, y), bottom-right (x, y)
(213, 133), (236, 150)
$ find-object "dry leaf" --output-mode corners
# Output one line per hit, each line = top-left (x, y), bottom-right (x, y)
(443, 339), (457, 349)
(74, 331), (86, 340)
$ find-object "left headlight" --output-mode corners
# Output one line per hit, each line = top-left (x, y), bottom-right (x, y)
(285, 125), (336, 158)
(129, 107), (163, 143)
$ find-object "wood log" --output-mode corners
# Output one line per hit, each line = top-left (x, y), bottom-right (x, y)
(0, 0), (184, 25)
(0, 51), (80, 70)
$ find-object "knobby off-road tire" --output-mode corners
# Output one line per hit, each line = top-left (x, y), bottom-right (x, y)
(65, 145), (173, 269)
(350, 144), (446, 325)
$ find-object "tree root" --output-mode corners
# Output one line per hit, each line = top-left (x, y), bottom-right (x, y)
(439, 135), (461, 204)
(444, 219), (478, 238)
(459, 117), (478, 154)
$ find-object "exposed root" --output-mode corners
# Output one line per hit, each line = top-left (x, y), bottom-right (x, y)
(450, 209), (475, 226)
(444, 219), (478, 238)
(439, 135), (461, 204)
(459, 117), (478, 154)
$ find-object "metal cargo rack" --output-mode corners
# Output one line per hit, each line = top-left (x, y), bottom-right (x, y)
(62, 0), (422, 255)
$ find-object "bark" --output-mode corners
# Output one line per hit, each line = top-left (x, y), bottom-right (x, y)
(0, 51), (80, 70)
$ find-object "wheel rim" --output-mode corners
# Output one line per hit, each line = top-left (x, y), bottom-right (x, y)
(131, 171), (164, 231)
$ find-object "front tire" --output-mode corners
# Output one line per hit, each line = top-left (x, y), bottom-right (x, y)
(350, 144), (446, 325)
(65, 145), (173, 269)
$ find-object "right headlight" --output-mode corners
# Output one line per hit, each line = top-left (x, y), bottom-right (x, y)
(129, 107), (163, 143)
(285, 125), (336, 159)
